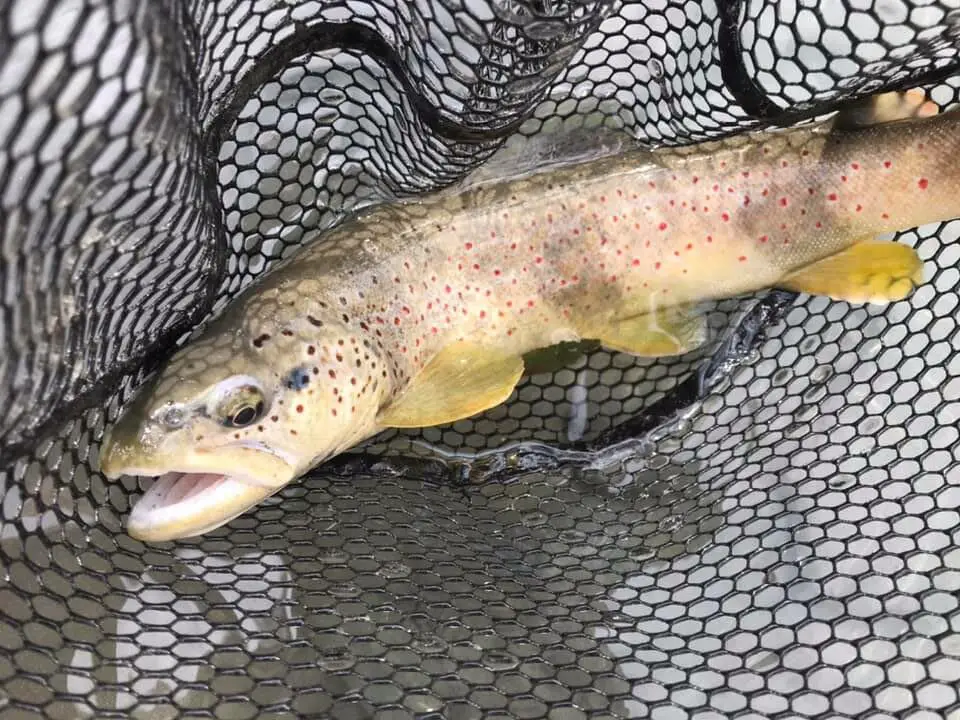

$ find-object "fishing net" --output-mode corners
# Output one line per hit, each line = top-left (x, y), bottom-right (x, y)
(3, 0), (960, 717)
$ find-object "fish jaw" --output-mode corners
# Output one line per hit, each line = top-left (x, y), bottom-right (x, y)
(125, 472), (280, 542)
(100, 417), (300, 542)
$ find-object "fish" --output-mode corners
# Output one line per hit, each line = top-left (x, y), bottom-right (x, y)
(100, 89), (954, 541)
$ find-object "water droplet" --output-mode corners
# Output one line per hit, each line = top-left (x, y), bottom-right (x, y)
(328, 582), (361, 599)
(316, 548), (347, 564)
(377, 561), (411, 579)
(829, 474), (856, 490)
(505, 74), (549, 97)
(319, 88), (346, 105)
(482, 651), (519, 670)
(524, 19), (567, 40)
(658, 514), (683, 532)
(318, 649), (355, 671)
(810, 365), (833, 383)
(558, 529), (586, 543)
(607, 612), (635, 628)
(629, 546), (656, 562)
(411, 634), (448, 654)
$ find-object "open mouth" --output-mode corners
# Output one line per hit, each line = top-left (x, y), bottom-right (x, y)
(127, 472), (279, 542)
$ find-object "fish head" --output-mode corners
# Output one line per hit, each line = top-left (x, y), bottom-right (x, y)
(100, 309), (388, 542)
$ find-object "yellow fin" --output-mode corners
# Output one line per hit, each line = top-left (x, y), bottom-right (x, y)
(836, 88), (940, 130)
(377, 341), (524, 428)
(779, 240), (923, 304)
(595, 306), (707, 358)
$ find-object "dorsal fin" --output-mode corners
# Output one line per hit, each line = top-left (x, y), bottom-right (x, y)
(452, 116), (647, 192)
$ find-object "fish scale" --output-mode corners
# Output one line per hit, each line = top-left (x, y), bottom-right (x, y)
(99, 93), (956, 541)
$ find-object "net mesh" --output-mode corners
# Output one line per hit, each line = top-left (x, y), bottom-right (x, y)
(3, 1), (960, 718)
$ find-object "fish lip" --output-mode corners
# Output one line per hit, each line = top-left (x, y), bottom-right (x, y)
(125, 471), (280, 543)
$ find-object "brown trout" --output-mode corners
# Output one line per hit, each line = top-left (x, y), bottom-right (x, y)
(101, 91), (955, 541)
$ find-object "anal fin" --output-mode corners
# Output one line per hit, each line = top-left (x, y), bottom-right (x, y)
(594, 305), (708, 358)
(377, 341), (524, 428)
(779, 239), (923, 304)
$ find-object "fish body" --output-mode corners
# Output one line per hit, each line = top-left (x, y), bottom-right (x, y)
(101, 94), (956, 541)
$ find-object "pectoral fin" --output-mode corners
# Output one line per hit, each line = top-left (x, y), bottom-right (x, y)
(779, 240), (923, 304)
(377, 341), (524, 428)
(595, 306), (707, 357)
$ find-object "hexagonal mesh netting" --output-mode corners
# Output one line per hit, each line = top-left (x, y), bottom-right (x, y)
(3, 1), (960, 718)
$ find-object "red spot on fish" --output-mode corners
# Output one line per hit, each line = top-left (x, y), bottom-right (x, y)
(693, 176), (699, 183)
(882, 212), (890, 219)
(296, 405), (303, 413)
(527, 300), (535, 307)
(658, 222), (668, 231)
(510, 243), (517, 250)
(759, 235), (768, 243)
(808, 188), (815, 195)
(332, 409), (337, 417)
(393, 317), (400, 325)
(465, 242), (473, 250)
(648, 181), (656, 188)
(721, 213), (730, 222)
(743, 196), (751, 207)
(706, 235), (713, 243)
(856, 204), (863, 212)
(271, 416), (278, 422)
(851, 162), (860, 170)
(686, 243), (693, 251)
(815, 221), (823, 228)
(918, 178), (929, 190)
(655, 262), (662, 270)
(535, 256), (543, 264)
(841, 175), (847, 182)
(632, 258), (640, 266)
(884, 160), (892, 168)
(739, 256), (747, 262)
(779, 197), (788, 207)
(827, 193), (837, 201)
(480, 311), (486, 318)
(444, 285), (451, 293)
(307, 346), (315, 355)
(328, 370), (336, 379)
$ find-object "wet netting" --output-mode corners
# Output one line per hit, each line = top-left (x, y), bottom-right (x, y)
(3, 1), (960, 718)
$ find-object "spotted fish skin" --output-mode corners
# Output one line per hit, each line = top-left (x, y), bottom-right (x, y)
(100, 101), (959, 541)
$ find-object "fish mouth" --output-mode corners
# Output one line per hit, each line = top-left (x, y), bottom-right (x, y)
(126, 471), (281, 543)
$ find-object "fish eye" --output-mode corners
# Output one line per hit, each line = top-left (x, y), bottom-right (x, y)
(159, 406), (186, 429)
(211, 377), (268, 429)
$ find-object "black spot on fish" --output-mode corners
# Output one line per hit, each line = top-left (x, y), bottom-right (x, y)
(253, 334), (271, 348)
(342, 314), (350, 324)
(286, 366), (311, 391)
(307, 315), (324, 327)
